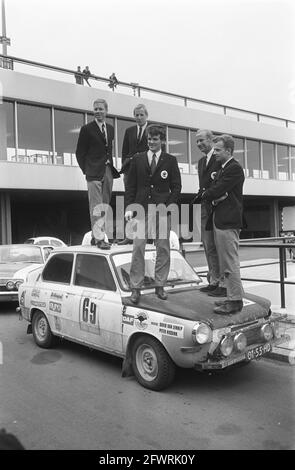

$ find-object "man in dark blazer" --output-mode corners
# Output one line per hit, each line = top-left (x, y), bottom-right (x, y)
(193, 129), (225, 296)
(201, 134), (245, 314)
(125, 124), (182, 304)
(76, 98), (119, 249)
(118, 104), (149, 245)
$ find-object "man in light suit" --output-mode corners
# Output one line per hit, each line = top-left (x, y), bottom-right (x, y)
(201, 134), (245, 315)
(118, 104), (149, 245)
(125, 124), (181, 304)
(193, 129), (225, 296)
(76, 98), (119, 249)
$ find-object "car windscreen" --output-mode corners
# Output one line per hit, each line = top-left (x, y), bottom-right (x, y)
(112, 250), (201, 291)
(0, 246), (43, 264)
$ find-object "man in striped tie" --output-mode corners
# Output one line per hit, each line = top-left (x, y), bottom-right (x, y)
(76, 98), (119, 249)
(125, 124), (182, 304)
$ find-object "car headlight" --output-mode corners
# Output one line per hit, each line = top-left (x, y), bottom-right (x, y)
(220, 336), (234, 357)
(15, 280), (24, 290)
(192, 322), (212, 344)
(260, 323), (273, 341)
(272, 322), (280, 339)
(234, 332), (247, 352)
(6, 280), (15, 290)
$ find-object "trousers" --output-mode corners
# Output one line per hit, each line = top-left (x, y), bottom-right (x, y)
(130, 211), (170, 289)
(87, 165), (113, 241)
(213, 221), (244, 301)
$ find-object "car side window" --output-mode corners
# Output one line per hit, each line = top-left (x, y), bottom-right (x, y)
(38, 240), (49, 245)
(51, 240), (62, 247)
(42, 253), (74, 284)
(43, 247), (54, 260)
(74, 254), (116, 291)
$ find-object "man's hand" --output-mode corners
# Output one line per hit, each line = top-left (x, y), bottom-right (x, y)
(190, 189), (205, 205)
(212, 192), (228, 206)
(125, 211), (133, 221)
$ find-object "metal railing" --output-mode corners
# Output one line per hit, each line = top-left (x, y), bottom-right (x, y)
(182, 237), (295, 309)
(1, 53), (294, 128)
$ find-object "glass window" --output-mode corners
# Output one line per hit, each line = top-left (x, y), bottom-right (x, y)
(246, 139), (260, 178)
(1, 101), (15, 161)
(291, 147), (295, 181)
(233, 137), (245, 168)
(168, 127), (189, 174)
(277, 144), (289, 180)
(74, 254), (116, 291)
(17, 103), (53, 164)
(42, 253), (73, 284)
(262, 142), (275, 179)
(117, 118), (133, 169)
(190, 130), (203, 175)
(55, 109), (84, 165)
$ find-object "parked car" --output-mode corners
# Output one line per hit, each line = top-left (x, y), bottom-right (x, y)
(18, 245), (287, 390)
(24, 237), (67, 247)
(0, 244), (54, 302)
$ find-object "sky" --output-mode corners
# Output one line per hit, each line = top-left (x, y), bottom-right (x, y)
(4, 0), (295, 120)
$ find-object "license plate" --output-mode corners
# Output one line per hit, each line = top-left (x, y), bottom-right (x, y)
(246, 343), (271, 361)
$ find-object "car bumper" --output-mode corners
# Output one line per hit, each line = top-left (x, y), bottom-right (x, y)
(194, 336), (288, 370)
(0, 291), (18, 302)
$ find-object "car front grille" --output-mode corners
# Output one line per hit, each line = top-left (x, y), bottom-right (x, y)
(244, 327), (262, 346)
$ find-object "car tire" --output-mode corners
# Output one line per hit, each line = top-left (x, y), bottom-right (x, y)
(131, 336), (176, 391)
(32, 310), (56, 348)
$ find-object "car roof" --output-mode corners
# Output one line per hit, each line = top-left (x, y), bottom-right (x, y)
(51, 244), (157, 255)
(27, 237), (63, 241)
(0, 244), (49, 248)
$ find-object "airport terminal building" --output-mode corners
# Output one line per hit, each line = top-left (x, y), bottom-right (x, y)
(0, 60), (295, 244)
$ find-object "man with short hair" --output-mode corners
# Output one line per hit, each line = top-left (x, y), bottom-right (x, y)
(194, 129), (225, 296)
(118, 104), (149, 245)
(125, 124), (181, 304)
(76, 98), (119, 249)
(201, 134), (245, 315)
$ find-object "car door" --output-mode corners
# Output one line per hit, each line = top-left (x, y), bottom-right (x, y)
(71, 253), (123, 353)
(40, 252), (76, 336)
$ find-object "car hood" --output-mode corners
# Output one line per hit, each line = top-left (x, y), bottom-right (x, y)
(122, 286), (271, 328)
(0, 263), (42, 278)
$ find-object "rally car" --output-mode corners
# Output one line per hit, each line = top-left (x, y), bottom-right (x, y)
(0, 244), (54, 302)
(18, 245), (287, 390)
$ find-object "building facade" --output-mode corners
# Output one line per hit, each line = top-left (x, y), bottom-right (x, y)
(0, 67), (295, 244)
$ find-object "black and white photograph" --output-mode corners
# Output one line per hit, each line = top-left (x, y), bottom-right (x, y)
(0, 0), (294, 454)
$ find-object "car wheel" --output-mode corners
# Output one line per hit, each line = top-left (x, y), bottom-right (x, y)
(32, 311), (55, 348)
(132, 336), (175, 391)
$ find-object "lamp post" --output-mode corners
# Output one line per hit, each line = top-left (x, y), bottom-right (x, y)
(0, 0), (12, 69)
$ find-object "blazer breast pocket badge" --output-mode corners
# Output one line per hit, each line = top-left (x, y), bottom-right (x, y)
(161, 170), (168, 179)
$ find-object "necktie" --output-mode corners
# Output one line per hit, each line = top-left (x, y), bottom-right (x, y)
(150, 153), (157, 174)
(101, 123), (107, 145)
(137, 126), (143, 144)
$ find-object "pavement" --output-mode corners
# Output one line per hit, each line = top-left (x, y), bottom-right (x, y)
(194, 258), (295, 366)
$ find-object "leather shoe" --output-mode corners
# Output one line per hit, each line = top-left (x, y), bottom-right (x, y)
(200, 284), (218, 293)
(117, 238), (133, 245)
(155, 286), (167, 300)
(208, 287), (227, 297)
(214, 300), (243, 315)
(130, 289), (140, 304)
(96, 240), (111, 250)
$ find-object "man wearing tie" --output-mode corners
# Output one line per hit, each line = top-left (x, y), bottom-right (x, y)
(201, 134), (245, 314)
(125, 124), (181, 304)
(118, 104), (149, 245)
(76, 98), (119, 249)
(194, 129), (226, 296)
